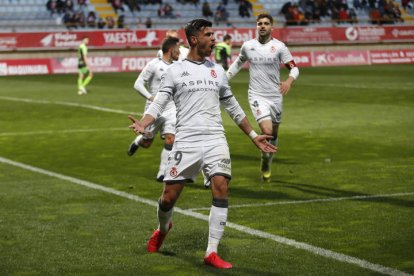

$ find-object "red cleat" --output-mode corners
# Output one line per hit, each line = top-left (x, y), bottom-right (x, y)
(147, 222), (172, 252)
(204, 252), (233, 269)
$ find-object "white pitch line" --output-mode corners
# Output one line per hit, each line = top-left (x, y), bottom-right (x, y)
(0, 156), (411, 276)
(0, 96), (142, 116)
(187, 192), (414, 211)
(0, 127), (128, 137)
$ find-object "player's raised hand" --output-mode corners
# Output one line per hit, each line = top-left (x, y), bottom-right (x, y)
(128, 115), (145, 134)
(253, 135), (277, 153)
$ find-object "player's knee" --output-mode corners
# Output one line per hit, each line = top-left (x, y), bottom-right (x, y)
(140, 139), (153, 148)
(164, 134), (175, 146)
(158, 198), (174, 212)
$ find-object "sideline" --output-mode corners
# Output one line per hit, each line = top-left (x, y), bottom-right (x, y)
(0, 156), (410, 276)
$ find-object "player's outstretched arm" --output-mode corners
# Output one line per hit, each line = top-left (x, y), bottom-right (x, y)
(238, 117), (277, 153)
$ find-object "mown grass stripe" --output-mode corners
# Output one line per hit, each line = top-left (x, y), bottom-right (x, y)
(186, 192), (414, 211)
(0, 156), (410, 276)
(0, 96), (142, 115)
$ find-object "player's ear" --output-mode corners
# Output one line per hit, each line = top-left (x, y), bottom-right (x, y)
(189, 35), (197, 46)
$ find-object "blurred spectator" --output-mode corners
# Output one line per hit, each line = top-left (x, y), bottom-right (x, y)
(65, 0), (74, 11)
(125, 0), (141, 13)
(348, 7), (358, 23)
(214, 2), (229, 25)
(74, 10), (86, 27)
(338, 7), (349, 23)
(145, 17), (152, 28)
(63, 10), (75, 29)
(87, 11), (96, 27)
(158, 3), (175, 18)
(106, 16), (115, 28)
(110, 0), (125, 13)
(97, 17), (106, 28)
(117, 14), (125, 28)
(202, 1), (213, 17)
(238, 0), (251, 17)
(46, 0), (58, 15)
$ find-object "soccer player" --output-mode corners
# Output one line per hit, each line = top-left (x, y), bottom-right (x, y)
(156, 29), (189, 61)
(214, 34), (232, 70)
(226, 13), (299, 182)
(77, 36), (93, 95)
(128, 18), (276, 269)
(127, 36), (181, 182)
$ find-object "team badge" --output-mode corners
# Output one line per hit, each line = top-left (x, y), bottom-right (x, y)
(170, 167), (178, 177)
(256, 108), (262, 116)
(211, 69), (217, 78)
(270, 46), (276, 53)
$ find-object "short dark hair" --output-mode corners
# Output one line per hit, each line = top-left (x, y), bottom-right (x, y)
(184, 18), (212, 45)
(257, 13), (273, 25)
(223, 34), (232, 41)
(161, 36), (179, 54)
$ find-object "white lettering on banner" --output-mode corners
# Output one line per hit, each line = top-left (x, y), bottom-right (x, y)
(89, 57), (112, 67)
(391, 29), (414, 38)
(103, 32), (139, 44)
(41, 33), (79, 47)
(121, 57), (153, 71)
(315, 53), (367, 65)
(293, 55), (309, 64)
(60, 57), (78, 67)
(355, 27), (385, 40)
(0, 63), (7, 75)
(0, 37), (17, 48)
(215, 29), (254, 42)
(7, 65), (49, 75)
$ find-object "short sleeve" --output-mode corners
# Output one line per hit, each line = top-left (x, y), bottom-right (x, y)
(158, 66), (175, 96)
(279, 43), (294, 64)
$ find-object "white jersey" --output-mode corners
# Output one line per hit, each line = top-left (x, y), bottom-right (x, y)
(134, 57), (175, 113)
(231, 38), (293, 101)
(156, 46), (189, 61)
(146, 59), (246, 147)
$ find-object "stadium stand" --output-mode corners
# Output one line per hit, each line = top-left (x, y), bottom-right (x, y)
(0, 0), (413, 31)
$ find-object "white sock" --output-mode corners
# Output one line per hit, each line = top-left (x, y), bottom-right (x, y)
(157, 204), (173, 234)
(133, 134), (143, 145)
(206, 205), (228, 256)
(157, 148), (170, 178)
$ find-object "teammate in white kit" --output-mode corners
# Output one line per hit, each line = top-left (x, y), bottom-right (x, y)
(128, 19), (276, 269)
(127, 37), (181, 182)
(226, 13), (299, 182)
(156, 29), (189, 61)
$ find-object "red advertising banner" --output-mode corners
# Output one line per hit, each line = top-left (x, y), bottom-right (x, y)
(0, 49), (412, 76)
(370, 49), (414, 64)
(1, 26), (413, 51)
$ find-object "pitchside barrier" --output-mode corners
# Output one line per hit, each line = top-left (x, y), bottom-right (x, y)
(1, 49), (414, 76)
(0, 26), (413, 76)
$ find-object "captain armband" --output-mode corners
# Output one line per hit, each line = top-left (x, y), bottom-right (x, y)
(286, 60), (299, 80)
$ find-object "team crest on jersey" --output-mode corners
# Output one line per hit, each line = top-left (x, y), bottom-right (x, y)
(170, 166), (178, 177)
(270, 46), (276, 53)
(210, 69), (217, 78)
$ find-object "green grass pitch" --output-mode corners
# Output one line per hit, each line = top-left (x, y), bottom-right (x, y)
(0, 64), (413, 275)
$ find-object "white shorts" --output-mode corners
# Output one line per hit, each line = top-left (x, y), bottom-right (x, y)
(163, 143), (231, 184)
(249, 97), (283, 124)
(143, 108), (176, 140)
